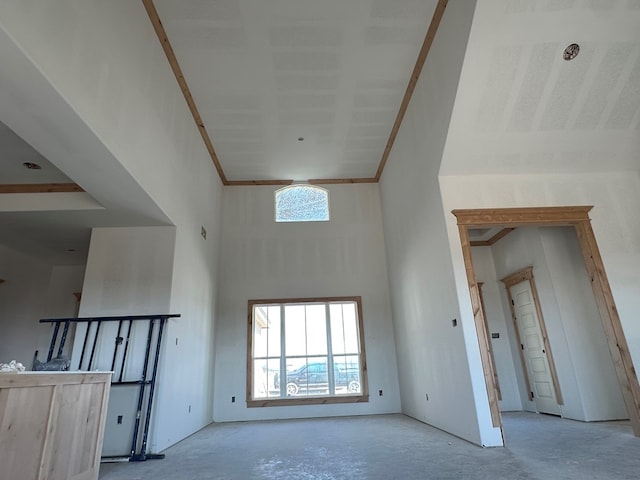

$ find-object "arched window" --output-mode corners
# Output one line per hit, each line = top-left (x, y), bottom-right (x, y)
(275, 185), (329, 222)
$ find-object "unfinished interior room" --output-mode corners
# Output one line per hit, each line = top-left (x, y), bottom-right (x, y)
(1, 1), (639, 479)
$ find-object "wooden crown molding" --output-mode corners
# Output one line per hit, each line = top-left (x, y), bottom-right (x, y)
(500, 266), (534, 288)
(374, 0), (448, 181)
(470, 228), (515, 247)
(452, 206), (593, 228)
(144, 0), (447, 186)
(142, 0), (228, 185)
(0, 183), (84, 194)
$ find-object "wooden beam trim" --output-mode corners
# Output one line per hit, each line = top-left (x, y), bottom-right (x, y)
(142, 0), (228, 185)
(226, 180), (294, 187)
(470, 228), (516, 247)
(374, 0), (448, 181)
(452, 206), (593, 227)
(574, 221), (640, 435)
(0, 183), (84, 194)
(308, 178), (378, 185)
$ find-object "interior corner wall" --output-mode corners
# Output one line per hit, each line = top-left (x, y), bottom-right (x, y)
(0, 246), (84, 369)
(440, 172), (640, 423)
(214, 184), (400, 422)
(0, 1), (224, 452)
(379, 0), (500, 446)
(0, 245), (51, 368)
(469, 247), (522, 412)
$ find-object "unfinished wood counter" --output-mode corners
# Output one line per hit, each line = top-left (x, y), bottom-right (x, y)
(0, 371), (111, 480)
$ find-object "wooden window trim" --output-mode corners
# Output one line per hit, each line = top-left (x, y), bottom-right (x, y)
(453, 206), (640, 437)
(246, 296), (369, 408)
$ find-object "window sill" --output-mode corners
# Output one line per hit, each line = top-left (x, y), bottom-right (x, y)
(247, 394), (369, 408)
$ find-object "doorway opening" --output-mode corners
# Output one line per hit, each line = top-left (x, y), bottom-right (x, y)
(452, 206), (640, 438)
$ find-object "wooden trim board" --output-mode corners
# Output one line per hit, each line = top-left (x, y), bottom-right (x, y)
(142, 0), (228, 185)
(452, 205), (640, 437)
(374, 0), (449, 181)
(0, 183), (84, 194)
(470, 228), (515, 247)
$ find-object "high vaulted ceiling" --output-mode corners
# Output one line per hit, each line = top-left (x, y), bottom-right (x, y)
(0, 0), (639, 264)
(150, 0), (441, 183)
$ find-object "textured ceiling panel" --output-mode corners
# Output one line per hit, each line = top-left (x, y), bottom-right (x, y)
(269, 26), (344, 48)
(441, 0), (640, 175)
(605, 51), (640, 129)
(538, 47), (591, 131)
(168, 24), (248, 49)
(574, 44), (633, 129)
(154, 0), (437, 181)
(508, 44), (556, 132)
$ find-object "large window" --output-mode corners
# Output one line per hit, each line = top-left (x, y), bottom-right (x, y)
(247, 297), (368, 407)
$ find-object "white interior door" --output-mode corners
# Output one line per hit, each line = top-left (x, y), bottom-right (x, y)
(510, 280), (561, 416)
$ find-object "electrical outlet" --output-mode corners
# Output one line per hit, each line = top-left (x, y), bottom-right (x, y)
(232, 396), (236, 403)
(378, 389), (383, 396)
(426, 393), (429, 401)
(117, 415), (123, 424)
(451, 318), (457, 327)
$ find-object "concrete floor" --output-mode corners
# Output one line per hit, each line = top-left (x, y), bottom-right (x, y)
(99, 412), (639, 479)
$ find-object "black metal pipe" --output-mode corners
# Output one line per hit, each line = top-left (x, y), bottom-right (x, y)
(47, 322), (60, 362)
(129, 318), (155, 459)
(56, 320), (71, 358)
(87, 321), (102, 370)
(138, 317), (167, 458)
(111, 319), (124, 372)
(119, 320), (134, 383)
(40, 314), (180, 323)
(78, 320), (92, 369)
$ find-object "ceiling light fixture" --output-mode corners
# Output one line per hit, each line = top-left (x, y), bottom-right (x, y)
(23, 162), (42, 169)
(563, 43), (580, 61)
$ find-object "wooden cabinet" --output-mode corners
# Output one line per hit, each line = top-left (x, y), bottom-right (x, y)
(0, 371), (111, 480)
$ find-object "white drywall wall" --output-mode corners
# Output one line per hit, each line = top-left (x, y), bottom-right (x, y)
(0, 246), (84, 368)
(440, 173), (640, 425)
(0, 1), (224, 452)
(214, 184), (400, 421)
(540, 228), (626, 420)
(379, 0), (501, 447)
(0, 245), (51, 367)
(469, 247), (522, 412)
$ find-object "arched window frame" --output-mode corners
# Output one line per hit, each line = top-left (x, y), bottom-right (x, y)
(274, 184), (330, 223)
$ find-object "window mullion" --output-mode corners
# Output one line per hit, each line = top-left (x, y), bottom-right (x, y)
(280, 306), (286, 397)
(325, 303), (335, 395)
